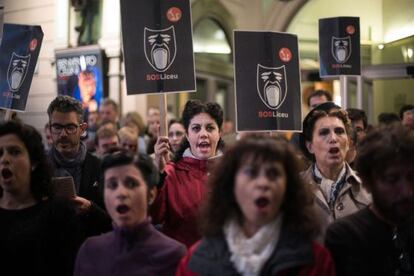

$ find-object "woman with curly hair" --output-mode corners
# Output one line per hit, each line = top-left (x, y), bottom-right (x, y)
(176, 135), (335, 276)
(151, 99), (224, 248)
(0, 121), (80, 275)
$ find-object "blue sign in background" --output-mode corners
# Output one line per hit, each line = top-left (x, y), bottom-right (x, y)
(55, 45), (105, 116)
(0, 23), (43, 111)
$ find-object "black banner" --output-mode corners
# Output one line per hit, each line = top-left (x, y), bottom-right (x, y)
(234, 31), (302, 132)
(0, 23), (43, 111)
(55, 45), (105, 113)
(120, 0), (195, 94)
(319, 17), (360, 77)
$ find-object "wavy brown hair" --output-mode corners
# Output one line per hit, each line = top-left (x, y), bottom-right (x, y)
(200, 135), (320, 239)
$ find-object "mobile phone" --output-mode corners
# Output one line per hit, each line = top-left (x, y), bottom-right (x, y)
(52, 176), (76, 198)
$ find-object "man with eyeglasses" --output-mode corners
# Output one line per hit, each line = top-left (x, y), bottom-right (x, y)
(47, 95), (106, 212)
(325, 124), (414, 276)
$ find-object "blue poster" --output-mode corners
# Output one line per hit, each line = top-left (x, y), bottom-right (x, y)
(55, 45), (105, 115)
(0, 23), (43, 111)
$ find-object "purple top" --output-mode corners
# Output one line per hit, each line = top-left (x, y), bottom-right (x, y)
(74, 218), (186, 276)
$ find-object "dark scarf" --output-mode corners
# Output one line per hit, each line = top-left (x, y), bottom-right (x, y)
(50, 142), (87, 193)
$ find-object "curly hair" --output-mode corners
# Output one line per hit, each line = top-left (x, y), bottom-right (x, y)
(200, 135), (320, 239)
(355, 124), (414, 188)
(173, 100), (225, 162)
(0, 121), (53, 201)
(47, 95), (84, 123)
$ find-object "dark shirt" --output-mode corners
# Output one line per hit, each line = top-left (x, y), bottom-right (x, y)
(0, 199), (80, 276)
(325, 208), (414, 276)
(74, 218), (186, 276)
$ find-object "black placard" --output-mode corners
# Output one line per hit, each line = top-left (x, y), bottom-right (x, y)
(234, 31), (302, 132)
(120, 0), (195, 94)
(0, 23), (43, 111)
(319, 17), (360, 77)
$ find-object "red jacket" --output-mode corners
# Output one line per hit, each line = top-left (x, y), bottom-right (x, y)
(150, 157), (209, 248)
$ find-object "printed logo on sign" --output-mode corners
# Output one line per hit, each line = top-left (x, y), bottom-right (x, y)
(256, 64), (287, 110)
(331, 36), (351, 64)
(144, 26), (177, 72)
(29, 39), (38, 52)
(167, 7), (182, 23)
(7, 52), (31, 92)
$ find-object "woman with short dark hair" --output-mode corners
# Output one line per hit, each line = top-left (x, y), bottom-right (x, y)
(75, 151), (185, 275)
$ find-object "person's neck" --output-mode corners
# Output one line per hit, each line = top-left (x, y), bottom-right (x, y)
(0, 192), (37, 210)
(316, 163), (345, 181)
(242, 222), (261, 238)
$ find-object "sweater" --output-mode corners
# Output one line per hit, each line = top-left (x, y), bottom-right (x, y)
(74, 219), (186, 276)
(0, 199), (80, 276)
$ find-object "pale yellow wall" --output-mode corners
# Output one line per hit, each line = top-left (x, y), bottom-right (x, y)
(383, 0), (414, 43)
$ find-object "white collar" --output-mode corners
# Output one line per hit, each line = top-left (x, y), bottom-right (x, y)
(223, 214), (283, 276)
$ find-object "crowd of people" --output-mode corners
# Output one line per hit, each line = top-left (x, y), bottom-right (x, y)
(0, 92), (413, 275)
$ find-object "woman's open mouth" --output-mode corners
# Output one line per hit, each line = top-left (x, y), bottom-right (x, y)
(198, 142), (211, 151)
(255, 197), (270, 209)
(116, 204), (130, 215)
(328, 147), (340, 154)
(1, 168), (13, 180)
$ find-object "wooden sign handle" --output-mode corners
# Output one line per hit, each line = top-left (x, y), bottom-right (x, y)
(159, 93), (168, 137)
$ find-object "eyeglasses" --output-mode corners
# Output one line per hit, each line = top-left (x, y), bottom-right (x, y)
(50, 123), (81, 134)
(392, 227), (413, 274)
(168, 131), (184, 138)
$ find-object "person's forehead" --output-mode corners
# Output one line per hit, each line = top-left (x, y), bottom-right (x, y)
(51, 111), (79, 123)
(101, 104), (116, 112)
(99, 135), (118, 143)
(309, 95), (328, 105)
(403, 109), (414, 117)
(105, 164), (143, 179)
(352, 119), (365, 128)
(314, 116), (344, 128)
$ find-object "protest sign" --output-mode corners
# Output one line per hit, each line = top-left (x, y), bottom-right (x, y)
(120, 0), (195, 95)
(319, 17), (360, 77)
(234, 30), (302, 132)
(0, 23), (43, 112)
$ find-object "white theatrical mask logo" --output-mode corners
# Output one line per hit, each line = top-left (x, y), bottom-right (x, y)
(144, 26), (177, 72)
(331, 36), (352, 64)
(256, 64), (287, 110)
(7, 52), (31, 92)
